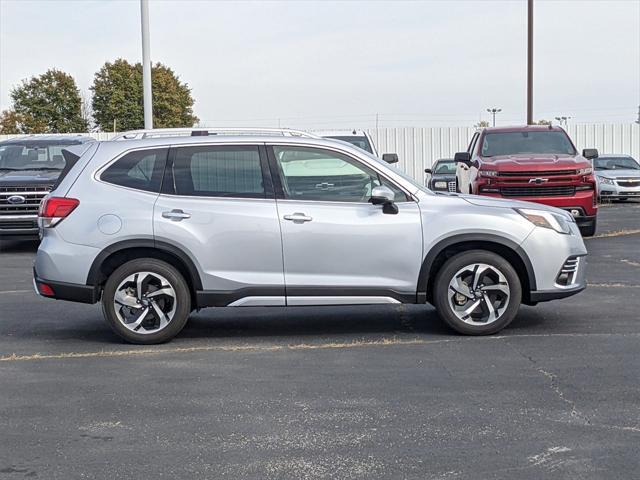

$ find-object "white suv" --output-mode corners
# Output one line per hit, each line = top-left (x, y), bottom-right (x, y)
(34, 128), (587, 344)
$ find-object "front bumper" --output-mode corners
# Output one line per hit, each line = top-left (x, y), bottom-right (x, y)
(529, 285), (586, 302)
(598, 183), (640, 199)
(0, 215), (40, 239)
(477, 189), (598, 217)
(520, 223), (588, 302)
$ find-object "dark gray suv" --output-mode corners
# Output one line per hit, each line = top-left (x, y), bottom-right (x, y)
(0, 135), (95, 240)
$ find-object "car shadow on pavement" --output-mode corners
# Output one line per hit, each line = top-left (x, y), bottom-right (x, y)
(179, 304), (457, 341)
(0, 240), (39, 254)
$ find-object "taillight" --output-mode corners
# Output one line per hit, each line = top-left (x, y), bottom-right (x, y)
(38, 196), (80, 228)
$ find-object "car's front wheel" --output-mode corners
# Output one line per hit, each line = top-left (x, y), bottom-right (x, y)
(101, 258), (191, 344)
(433, 250), (522, 335)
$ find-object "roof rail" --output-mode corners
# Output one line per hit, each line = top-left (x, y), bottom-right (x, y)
(111, 127), (320, 140)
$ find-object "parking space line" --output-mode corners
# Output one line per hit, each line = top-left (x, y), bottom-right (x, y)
(588, 283), (640, 288)
(586, 229), (640, 239)
(2, 333), (638, 363)
(0, 289), (32, 295)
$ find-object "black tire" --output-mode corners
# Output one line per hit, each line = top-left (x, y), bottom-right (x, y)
(579, 218), (597, 237)
(433, 250), (522, 335)
(101, 258), (191, 344)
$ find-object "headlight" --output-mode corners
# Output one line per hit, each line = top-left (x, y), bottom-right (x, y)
(598, 176), (615, 185)
(434, 181), (447, 189)
(577, 167), (593, 175)
(480, 170), (498, 177)
(515, 208), (573, 235)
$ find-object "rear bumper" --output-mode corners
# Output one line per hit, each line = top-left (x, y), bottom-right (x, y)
(33, 268), (99, 304)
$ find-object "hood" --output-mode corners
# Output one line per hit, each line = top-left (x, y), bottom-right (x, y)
(430, 173), (456, 181)
(459, 194), (566, 214)
(0, 169), (61, 184)
(594, 169), (640, 179)
(480, 154), (588, 170)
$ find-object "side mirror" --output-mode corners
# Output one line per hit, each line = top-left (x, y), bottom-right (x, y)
(583, 148), (598, 160)
(369, 185), (398, 214)
(424, 168), (432, 174)
(382, 153), (399, 164)
(454, 152), (471, 164)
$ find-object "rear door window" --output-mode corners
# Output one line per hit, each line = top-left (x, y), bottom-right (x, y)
(171, 145), (266, 198)
(101, 148), (168, 193)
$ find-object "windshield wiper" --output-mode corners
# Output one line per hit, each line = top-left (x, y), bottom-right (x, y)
(24, 167), (63, 171)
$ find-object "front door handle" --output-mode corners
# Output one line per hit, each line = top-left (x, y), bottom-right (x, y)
(162, 209), (191, 221)
(283, 212), (313, 223)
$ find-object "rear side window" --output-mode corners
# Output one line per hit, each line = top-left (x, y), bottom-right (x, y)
(172, 145), (265, 198)
(101, 148), (168, 193)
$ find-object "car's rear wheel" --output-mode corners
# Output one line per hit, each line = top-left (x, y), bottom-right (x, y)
(433, 250), (522, 335)
(101, 258), (191, 344)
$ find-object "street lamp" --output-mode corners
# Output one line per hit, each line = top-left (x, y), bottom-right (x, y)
(140, 0), (153, 130)
(487, 108), (502, 127)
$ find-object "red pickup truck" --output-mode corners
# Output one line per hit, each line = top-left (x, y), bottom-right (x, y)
(454, 125), (598, 236)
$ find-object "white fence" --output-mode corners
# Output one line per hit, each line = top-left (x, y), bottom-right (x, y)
(368, 124), (640, 179)
(2, 124), (639, 181)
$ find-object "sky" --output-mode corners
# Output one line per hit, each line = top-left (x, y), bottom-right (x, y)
(1, 0), (639, 129)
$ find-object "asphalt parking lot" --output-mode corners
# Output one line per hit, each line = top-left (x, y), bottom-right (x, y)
(1, 202), (639, 480)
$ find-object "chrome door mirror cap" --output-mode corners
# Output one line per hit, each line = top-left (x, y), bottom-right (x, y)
(370, 185), (395, 203)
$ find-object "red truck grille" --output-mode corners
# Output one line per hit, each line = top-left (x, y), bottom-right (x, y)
(500, 186), (576, 197)
(498, 170), (577, 177)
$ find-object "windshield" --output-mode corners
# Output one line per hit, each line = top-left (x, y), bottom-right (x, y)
(594, 157), (639, 171)
(0, 143), (72, 170)
(481, 131), (576, 157)
(433, 161), (456, 174)
(325, 136), (373, 154)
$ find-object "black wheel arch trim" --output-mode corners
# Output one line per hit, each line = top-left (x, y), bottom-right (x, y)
(86, 239), (203, 291)
(417, 233), (537, 302)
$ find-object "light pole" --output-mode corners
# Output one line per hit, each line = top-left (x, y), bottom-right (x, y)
(527, 0), (533, 125)
(487, 108), (502, 127)
(140, 0), (153, 130)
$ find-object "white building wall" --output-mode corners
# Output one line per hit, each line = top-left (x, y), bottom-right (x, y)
(2, 124), (639, 182)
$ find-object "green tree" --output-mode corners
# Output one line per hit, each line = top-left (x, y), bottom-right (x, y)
(10, 69), (88, 133)
(0, 110), (26, 134)
(474, 120), (490, 128)
(91, 59), (198, 131)
(535, 119), (553, 125)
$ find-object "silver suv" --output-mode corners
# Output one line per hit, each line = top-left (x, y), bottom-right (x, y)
(34, 128), (588, 344)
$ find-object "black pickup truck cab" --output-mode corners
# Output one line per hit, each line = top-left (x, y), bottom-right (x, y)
(0, 135), (96, 240)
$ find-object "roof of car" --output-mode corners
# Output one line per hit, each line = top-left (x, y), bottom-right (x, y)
(104, 134), (365, 149)
(480, 125), (565, 133)
(0, 135), (96, 146)
(315, 129), (368, 137)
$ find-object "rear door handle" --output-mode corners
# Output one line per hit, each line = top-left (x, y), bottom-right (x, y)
(283, 212), (313, 223)
(162, 209), (191, 221)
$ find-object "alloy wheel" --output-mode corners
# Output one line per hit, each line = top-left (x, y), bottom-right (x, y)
(113, 272), (177, 334)
(447, 263), (510, 326)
